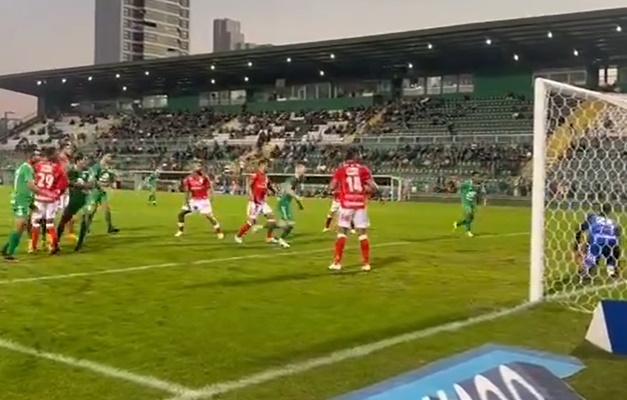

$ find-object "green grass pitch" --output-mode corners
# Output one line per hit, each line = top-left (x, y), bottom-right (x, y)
(0, 188), (625, 400)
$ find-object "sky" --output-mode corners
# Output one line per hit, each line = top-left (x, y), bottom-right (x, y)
(0, 0), (625, 117)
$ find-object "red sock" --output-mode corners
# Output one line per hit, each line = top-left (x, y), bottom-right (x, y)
(30, 228), (40, 250)
(359, 235), (370, 265)
(334, 234), (347, 264)
(325, 215), (333, 229)
(237, 223), (251, 238)
(47, 227), (58, 247)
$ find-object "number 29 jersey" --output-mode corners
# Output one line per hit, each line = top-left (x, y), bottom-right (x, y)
(34, 161), (66, 203)
(331, 162), (372, 209)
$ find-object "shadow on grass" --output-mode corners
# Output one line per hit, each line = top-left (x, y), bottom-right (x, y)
(182, 255), (406, 290)
(571, 340), (627, 361)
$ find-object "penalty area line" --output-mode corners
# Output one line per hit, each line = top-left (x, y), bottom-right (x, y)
(0, 337), (195, 396)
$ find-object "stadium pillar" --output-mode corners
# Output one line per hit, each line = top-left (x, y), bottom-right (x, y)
(391, 75), (403, 99)
(246, 89), (256, 103)
(587, 64), (599, 88)
(37, 96), (47, 117)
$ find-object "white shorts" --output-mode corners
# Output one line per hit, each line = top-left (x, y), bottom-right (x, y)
(182, 199), (213, 215)
(57, 193), (70, 214)
(32, 201), (57, 222)
(329, 200), (340, 213)
(338, 207), (369, 229)
(247, 201), (272, 219)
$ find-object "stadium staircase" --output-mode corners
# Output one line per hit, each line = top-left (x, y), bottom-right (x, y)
(519, 100), (604, 179)
(343, 107), (387, 143)
(0, 113), (42, 142)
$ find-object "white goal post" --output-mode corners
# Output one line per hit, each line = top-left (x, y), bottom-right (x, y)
(531, 78), (627, 312)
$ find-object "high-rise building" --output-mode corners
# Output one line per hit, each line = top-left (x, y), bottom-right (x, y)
(213, 18), (245, 52)
(95, 0), (191, 64)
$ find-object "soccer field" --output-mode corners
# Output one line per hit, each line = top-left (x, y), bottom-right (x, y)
(0, 189), (625, 400)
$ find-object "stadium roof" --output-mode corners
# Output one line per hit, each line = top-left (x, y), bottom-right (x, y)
(3, 7), (627, 98)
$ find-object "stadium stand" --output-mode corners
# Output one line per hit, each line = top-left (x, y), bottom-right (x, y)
(3, 8), (620, 200)
(1, 114), (115, 151)
(37, 94), (528, 199)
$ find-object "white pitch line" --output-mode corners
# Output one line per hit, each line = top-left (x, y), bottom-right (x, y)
(165, 255), (627, 400)
(0, 242), (404, 285)
(0, 231), (530, 398)
(165, 302), (537, 400)
(0, 232), (529, 285)
(0, 337), (195, 396)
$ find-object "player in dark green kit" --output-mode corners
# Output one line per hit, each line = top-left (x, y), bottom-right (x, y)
(52, 153), (96, 253)
(87, 154), (119, 233)
(453, 173), (479, 237)
(274, 164), (306, 248)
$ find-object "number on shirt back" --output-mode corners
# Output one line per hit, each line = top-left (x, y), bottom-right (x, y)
(346, 176), (363, 193)
(36, 172), (55, 189)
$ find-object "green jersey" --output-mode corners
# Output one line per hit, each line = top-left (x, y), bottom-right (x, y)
(11, 162), (35, 206)
(67, 165), (93, 203)
(147, 172), (158, 188)
(278, 176), (301, 205)
(460, 180), (478, 209)
(91, 162), (116, 189)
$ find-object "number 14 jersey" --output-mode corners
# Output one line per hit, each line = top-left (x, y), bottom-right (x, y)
(331, 162), (372, 209)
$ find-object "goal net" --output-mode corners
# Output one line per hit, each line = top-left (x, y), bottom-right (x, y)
(531, 78), (627, 312)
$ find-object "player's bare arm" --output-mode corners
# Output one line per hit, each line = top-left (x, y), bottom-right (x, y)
(366, 178), (379, 195)
(328, 178), (338, 193)
(27, 180), (54, 197)
(267, 180), (278, 195)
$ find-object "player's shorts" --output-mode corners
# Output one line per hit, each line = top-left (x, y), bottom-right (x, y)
(11, 201), (31, 219)
(247, 201), (272, 219)
(278, 202), (294, 222)
(462, 205), (476, 216)
(584, 241), (620, 268)
(66, 195), (88, 216)
(31, 201), (57, 222)
(91, 190), (109, 205)
(183, 199), (213, 215)
(338, 206), (369, 229)
(329, 200), (340, 213)
(57, 193), (70, 214)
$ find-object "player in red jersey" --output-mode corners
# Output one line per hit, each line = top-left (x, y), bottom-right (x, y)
(30, 147), (65, 252)
(57, 144), (76, 242)
(176, 163), (224, 239)
(328, 148), (377, 271)
(235, 159), (278, 244)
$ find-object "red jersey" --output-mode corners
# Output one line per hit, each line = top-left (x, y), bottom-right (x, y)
(249, 171), (269, 204)
(183, 173), (211, 200)
(331, 162), (373, 209)
(34, 161), (65, 203)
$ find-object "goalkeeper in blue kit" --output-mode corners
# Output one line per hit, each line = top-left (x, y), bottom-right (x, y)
(574, 203), (621, 278)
